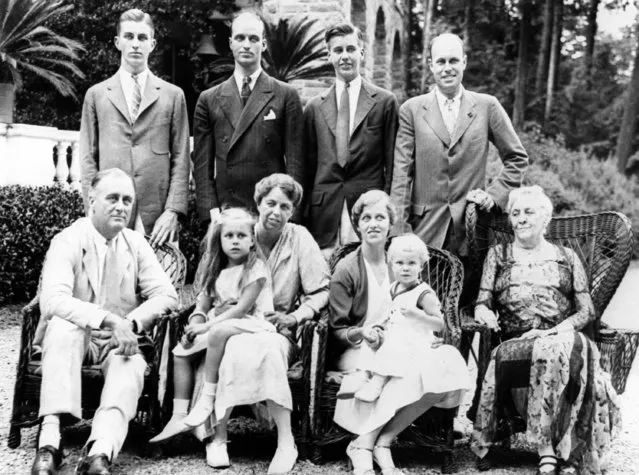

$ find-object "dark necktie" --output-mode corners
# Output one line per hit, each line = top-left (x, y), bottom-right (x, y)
(241, 76), (252, 107)
(336, 82), (350, 167)
(131, 73), (142, 121)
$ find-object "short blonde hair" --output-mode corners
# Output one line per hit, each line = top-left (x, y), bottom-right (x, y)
(506, 185), (554, 221)
(351, 190), (396, 233)
(388, 234), (430, 265)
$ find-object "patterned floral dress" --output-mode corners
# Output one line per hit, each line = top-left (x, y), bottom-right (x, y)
(470, 243), (620, 474)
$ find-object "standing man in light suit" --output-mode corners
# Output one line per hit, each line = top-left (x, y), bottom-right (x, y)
(30, 169), (177, 475)
(390, 33), (528, 258)
(80, 9), (190, 247)
(192, 12), (305, 226)
(304, 23), (399, 259)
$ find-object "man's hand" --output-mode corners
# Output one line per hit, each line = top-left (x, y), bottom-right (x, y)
(150, 210), (179, 247)
(265, 312), (297, 333)
(475, 306), (500, 331)
(112, 319), (139, 357)
(466, 189), (495, 212)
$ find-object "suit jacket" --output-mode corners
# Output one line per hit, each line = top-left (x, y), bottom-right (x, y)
(304, 80), (399, 247)
(79, 72), (191, 234)
(390, 89), (528, 254)
(193, 72), (305, 221)
(39, 217), (178, 335)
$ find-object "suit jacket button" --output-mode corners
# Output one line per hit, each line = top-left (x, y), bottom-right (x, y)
(221, 136), (228, 143)
(265, 137), (272, 144)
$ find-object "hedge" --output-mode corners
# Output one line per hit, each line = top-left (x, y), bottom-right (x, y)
(0, 186), (201, 305)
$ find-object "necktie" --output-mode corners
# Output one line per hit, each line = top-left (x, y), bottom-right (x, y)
(443, 98), (455, 137)
(241, 76), (252, 107)
(99, 240), (120, 314)
(131, 73), (142, 121)
(336, 82), (351, 167)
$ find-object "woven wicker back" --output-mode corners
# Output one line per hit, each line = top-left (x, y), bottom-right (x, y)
(150, 239), (187, 290)
(465, 203), (634, 322)
(329, 241), (464, 346)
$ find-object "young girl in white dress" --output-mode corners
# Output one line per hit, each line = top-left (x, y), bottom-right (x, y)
(150, 208), (275, 444)
(338, 234), (460, 403)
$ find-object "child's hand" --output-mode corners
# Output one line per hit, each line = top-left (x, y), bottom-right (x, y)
(363, 326), (385, 350)
(183, 322), (210, 344)
(400, 306), (423, 320)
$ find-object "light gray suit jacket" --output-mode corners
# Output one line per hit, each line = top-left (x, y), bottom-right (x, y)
(79, 72), (190, 234)
(390, 89), (528, 254)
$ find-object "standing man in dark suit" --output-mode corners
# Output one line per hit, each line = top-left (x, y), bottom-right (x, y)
(193, 12), (305, 225)
(304, 23), (399, 258)
(390, 33), (528, 257)
(80, 9), (190, 247)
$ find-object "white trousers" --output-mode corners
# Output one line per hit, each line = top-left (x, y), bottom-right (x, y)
(39, 316), (146, 459)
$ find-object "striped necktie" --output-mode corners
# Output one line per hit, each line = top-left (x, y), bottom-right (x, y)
(241, 76), (252, 107)
(336, 82), (350, 167)
(131, 73), (142, 121)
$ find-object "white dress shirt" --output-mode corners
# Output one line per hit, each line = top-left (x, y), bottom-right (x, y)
(335, 75), (362, 135)
(119, 68), (149, 120)
(234, 68), (262, 93)
(435, 86), (463, 136)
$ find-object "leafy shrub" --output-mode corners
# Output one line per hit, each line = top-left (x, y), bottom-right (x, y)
(0, 185), (201, 305)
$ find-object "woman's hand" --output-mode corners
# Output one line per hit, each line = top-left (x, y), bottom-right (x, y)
(362, 326), (385, 350)
(475, 305), (500, 331)
(520, 328), (551, 339)
(265, 312), (298, 332)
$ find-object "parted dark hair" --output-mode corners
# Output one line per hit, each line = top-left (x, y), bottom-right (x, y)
(117, 9), (154, 36)
(254, 173), (303, 208)
(324, 23), (363, 46)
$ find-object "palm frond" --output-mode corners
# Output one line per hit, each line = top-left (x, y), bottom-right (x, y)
(262, 15), (333, 83)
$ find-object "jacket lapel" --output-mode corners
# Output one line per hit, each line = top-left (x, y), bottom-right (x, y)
(81, 221), (100, 296)
(230, 72), (275, 150)
(351, 80), (376, 134)
(422, 91), (450, 147)
(117, 232), (135, 287)
(450, 91), (477, 148)
(106, 74), (131, 124)
(219, 76), (242, 129)
(136, 72), (160, 120)
(319, 85), (337, 137)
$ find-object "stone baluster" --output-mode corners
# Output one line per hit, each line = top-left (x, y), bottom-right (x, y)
(55, 141), (71, 187)
(68, 141), (82, 191)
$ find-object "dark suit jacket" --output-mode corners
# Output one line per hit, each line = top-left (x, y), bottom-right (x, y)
(390, 89), (528, 255)
(193, 72), (305, 220)
(304, 80), (399, 247)
(79, 72), (190, 234)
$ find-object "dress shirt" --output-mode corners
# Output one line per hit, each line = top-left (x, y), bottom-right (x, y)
(119, 68), (149, 120)
(435, 85), (463, 136)
(88, 223), (121, 329)
(336, 75), (362, 135)
(234, 68), (262, 94)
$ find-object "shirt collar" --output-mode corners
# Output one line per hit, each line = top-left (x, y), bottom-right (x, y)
(119, 68), (149, 94)
(234, 68), (262, 92)
(435, 85), (463, 108)
(336, 75), (362, 94)
(89, 221), (119, 249)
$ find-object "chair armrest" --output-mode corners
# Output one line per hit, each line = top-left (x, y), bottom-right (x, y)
(311, 315), (329, 438)
(460, 306), (491, 334)
(597, 327), (639, 394)
(168, 303), (197, 350)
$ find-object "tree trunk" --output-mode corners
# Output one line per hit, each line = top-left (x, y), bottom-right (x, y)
(463, 0), (475, 48)
(535, 0), (553, 98)
(616, 21), (639, 173)
(544, 0), (563, 125)
(584, 0), (600, 78)
(513, 0), (532, 129)
(420, 0), (437, 93)
(404, 0), (414, 94)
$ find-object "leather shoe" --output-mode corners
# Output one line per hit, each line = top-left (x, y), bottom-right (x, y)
(31, 445), (62, 475)
(76, 453), (111, 475)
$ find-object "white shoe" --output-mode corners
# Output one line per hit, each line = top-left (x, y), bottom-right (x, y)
(149, 415), (189, 443)
(183, 395), (215, 428)
(206, 440), (230, 469)
(267, 443), (298, 474)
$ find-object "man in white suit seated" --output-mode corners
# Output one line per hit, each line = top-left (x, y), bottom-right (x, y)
(31, 168), (178, 475)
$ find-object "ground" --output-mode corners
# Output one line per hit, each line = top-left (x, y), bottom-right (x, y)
(1, 263), (638, 474)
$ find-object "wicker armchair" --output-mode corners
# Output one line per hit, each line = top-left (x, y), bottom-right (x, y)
(7, 238), (187, 449)
(460, 202), (637, 430)
(163, 300), (318, 458)
(310, 241), (464, 473)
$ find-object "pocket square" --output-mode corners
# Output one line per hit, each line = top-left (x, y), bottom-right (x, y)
(264, 109), (276, 120)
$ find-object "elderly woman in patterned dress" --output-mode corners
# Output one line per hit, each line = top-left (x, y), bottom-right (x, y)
(470, 185), (620, 475)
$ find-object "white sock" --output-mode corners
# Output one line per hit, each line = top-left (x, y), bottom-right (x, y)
(203, 382), (217, 397)
(88, 438), (113, 460)
(39, 415), (60, 449)
(173, 398), (189, 416)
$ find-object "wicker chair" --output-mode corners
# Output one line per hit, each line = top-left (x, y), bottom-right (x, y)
(7, 238), (187, 449)
(460, 202), (637, 434)
(310, 241), (464, 474)
(164, 299), (318, 458)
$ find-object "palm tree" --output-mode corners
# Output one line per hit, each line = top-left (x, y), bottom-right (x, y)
(261, 15), (333, 82)
(0, 0), (85, 123)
